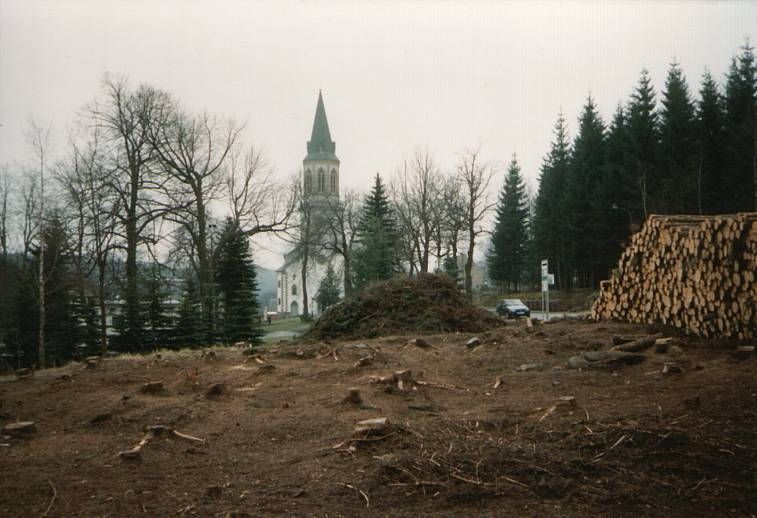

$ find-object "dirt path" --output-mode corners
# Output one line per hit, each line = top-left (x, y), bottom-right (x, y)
(1, 319), (754, 516)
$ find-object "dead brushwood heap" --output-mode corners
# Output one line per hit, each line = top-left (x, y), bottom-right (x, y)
(307, 274), (502, 339)
(592, 213), (756, 340)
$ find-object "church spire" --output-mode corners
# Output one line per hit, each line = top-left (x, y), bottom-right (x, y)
(306, 91), (337, 161)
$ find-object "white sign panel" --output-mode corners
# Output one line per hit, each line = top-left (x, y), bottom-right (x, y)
(541, 259), (549, 292)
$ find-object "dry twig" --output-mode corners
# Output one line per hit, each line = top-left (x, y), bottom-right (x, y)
(42, 480), (57, 517)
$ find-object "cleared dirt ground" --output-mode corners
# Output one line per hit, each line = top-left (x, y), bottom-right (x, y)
(1, 319), (755, 517)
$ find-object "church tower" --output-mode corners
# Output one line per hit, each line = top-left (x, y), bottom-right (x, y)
(303, 91), (339, 202)
(276, 91), (342, 317)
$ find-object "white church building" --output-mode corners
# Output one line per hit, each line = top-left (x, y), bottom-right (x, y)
(276, 92), (343, 316)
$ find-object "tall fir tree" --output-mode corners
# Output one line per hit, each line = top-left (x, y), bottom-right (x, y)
(562, 95), (606, 288)
(144, 264), (171, 349)
(533, 113), (571, 289)
(174, 275), (203, 348)
(488, 154), (530, 292)
(72, 294), (98, 356)
(315, 263), (341, 312)
(697, 70), (728, 214)
(627, 69), (660, 219)
(215, 219), (262, 345)
(724, 43), (756, 212)
(352, 174), (398, 289)
(37, 216), (79, 366)
(592, 104), (632, 278)
(114, 272), (145, 352)
(659, 62), (698, 213)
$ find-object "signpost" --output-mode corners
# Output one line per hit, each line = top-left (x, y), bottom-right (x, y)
(541, 259), (554, 321)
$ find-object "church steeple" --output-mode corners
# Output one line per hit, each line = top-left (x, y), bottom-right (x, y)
(306, 90), (338, 162)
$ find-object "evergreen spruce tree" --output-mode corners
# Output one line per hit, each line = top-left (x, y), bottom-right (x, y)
(724, 43), (756, 212)
(38, 216), (79, 365)
(659, 62), (698, 213)
(72, 294), (99, 356)
(114, 274), (145, 352)
(592, 104), (632, 278)
(315, 264), (341, 312)
(627, 69), (660, 218)
(534, 113), (571, 289)
(352, 174), (398, 289)
(562, 95), (606, 287)
(144, 265), (171, 349)
(215, 219), (262, 345)
(118, 283), (145, 352)
(487, 154), (530, 292)
(174, 275), (203, 348)
(697, 70), (728, 214)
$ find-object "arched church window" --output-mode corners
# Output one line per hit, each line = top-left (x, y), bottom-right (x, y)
(330, 169), (337, 192)
(317, 168), (325, 192)
(292, 284), (298, 296)
(304, 170), (312, 193)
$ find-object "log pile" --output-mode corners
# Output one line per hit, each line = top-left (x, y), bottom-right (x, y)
(592, 213), (756, 340)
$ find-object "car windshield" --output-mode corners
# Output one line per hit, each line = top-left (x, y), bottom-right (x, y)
(504, 299), (522, 306)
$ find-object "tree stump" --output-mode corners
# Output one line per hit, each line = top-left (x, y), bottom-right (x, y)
(343, 388), (363, 405)
(140, 381), (164, 394)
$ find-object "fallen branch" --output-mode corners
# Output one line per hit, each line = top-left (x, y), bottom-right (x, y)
(498, 475), (530, 489)
(537, 406), (557, 422)
(343, 483), (369, 508)
(416, 380), (470, 392)
(42, 480), (57, 517)
(591, 433), (629, 462)
(118, 425), (205, 460)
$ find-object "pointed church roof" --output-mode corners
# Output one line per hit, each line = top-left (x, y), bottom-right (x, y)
(305, 91), (339, 162)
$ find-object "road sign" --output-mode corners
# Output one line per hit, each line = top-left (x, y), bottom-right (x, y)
(540, 259), (552, 321)
(541, 259), (549, 292)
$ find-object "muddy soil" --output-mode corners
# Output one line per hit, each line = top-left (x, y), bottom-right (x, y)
(1, 319), (755, 517)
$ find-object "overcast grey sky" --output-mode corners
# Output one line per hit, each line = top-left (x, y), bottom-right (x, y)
(1, 0), (755, 266)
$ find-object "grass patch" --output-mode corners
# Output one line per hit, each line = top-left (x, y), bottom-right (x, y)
(260, 317), (311, 343)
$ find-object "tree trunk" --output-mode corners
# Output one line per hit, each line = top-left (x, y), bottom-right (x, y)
(37, 154), (45, 369)
(301, 251), (309, 317)
(464, 220), (475, 299)
(97, 259), (108, 354)
(195, 196), (212, 342)
(125, 202), (140, 349)
(342, 255), (351, 298)
(38, 235), (45, 368)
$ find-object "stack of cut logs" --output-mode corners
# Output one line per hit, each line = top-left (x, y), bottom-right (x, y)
(592, 213), (756, 340)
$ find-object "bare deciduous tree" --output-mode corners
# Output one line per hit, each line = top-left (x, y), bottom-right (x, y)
(0, 167), (10, 262)
(227, 145), (297, 237)
(149, 104), (241, 332)
(456, 147), (496, 298)
(58, 127), (119, 353)
(89, 75), (171, 348)
(323, 190), (360, 297)
(27, 118), (53, 368)
(440, 174), (467, 265)
(19, 176), (39, 262)
(392, 149), (444, 274)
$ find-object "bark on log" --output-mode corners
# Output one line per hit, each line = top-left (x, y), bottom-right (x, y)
(611, 334), (663, 352)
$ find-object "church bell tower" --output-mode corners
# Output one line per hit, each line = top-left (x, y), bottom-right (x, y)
(303, 91), (339, 202)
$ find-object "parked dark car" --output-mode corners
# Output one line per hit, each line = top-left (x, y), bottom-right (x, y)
(496, 299), (530, 318)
